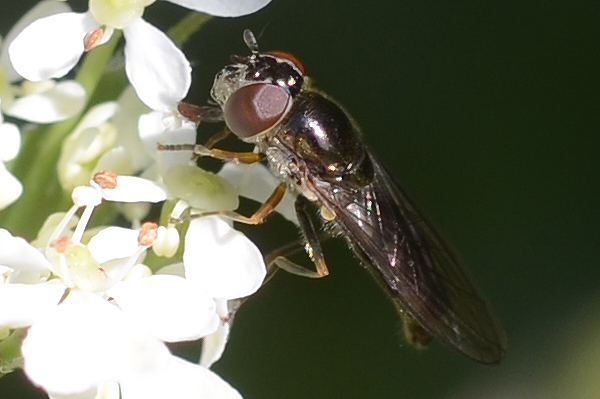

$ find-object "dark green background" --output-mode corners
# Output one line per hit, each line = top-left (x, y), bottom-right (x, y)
(2, 0), (599, 398)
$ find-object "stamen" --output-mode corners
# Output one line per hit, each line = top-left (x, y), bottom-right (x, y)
(93, 170), (118, 189)
(47, 204), (80, 246)
(138, 222), (158, 246)
(84, 28), (104, 51)
(57, 287), (71, 304)
(50, 236), (71, 253)
(71, 205), (94, 244)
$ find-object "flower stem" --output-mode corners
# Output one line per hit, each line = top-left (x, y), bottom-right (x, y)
(0, 329), (26, 377)
(1, 32), (122, 239)
(167, 12), (212, 47)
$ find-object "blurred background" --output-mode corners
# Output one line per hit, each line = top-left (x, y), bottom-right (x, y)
(1, 0), (599, 398)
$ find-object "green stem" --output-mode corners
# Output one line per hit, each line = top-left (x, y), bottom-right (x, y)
(167, 12), (212, 47)
(1, 32), (122, 238)
(0, 329), (26, 377)
(77, 31), (123, 94)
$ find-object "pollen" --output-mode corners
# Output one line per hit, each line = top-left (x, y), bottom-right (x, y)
(93, 170), (118, 189)
(50, 236), (71, 253)
(84, 28), (104, 51)
(138, 222), (158, 246)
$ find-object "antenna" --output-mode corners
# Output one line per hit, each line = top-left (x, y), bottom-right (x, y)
(243, 29), (259, 53)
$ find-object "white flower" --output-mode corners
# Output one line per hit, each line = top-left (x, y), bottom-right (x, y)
(57, 86), (197, 200)
(200, 318), (231, 368)
(0, 174), (251, 398)
(88, 171), (167, 203)
(153, 215), (267, 370)
(8, 0), (273, 112)
(119, 355), (242, 399)
(110, 87), (154, 172)
(159, 163), (267, 301)
(153, 169), (270, 367)
(0, 106), (22, 209)
(58, 101), (122, 190)
(0, 1), (85, 123)
(184, 216), (266, 300)
(21, 290), (240, 399)
(136, 99), (197, 178)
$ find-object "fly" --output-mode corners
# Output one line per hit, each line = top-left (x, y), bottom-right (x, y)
(167, 29), (507, 364)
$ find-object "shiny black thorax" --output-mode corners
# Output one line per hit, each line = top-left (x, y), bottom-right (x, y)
(265, 90), (375, 192)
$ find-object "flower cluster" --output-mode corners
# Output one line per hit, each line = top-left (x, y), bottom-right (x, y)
(1, 170), (268, 398)
(0, 0), (291, 398)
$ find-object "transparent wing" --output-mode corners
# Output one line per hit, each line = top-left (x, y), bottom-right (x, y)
(315, 152), (507, 364)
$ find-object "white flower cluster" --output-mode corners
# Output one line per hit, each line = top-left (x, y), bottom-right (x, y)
(0, 170), (268, 399)
(0, 0), (294, 398)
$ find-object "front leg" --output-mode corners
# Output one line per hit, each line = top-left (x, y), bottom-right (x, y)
(157, 143), (265, 164)
(182, 183), (287, 225)
(177, 102), (223, 123)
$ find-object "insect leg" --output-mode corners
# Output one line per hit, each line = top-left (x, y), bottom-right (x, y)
(177, 102), (223, 123)
(226, 235), (324, 319)
(176, 101), (231, 148)
(187, 183), (287, 225)
(265, 228), (330, 280)
(157, 143), (265, 164)
(203, 128), (231, 149)
(194, 145), (266, 164)
(282, 195), (330, 277)
(263, 238), (308, 282)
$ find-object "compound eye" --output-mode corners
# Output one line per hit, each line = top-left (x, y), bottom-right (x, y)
(223, 83), (291, 138)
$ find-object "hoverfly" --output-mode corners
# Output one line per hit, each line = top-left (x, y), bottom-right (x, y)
(171, 30), (507, 364)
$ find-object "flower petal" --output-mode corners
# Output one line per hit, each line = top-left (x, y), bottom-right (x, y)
(72, 101), (119, 132)
(200, 320), (230, 368)
(95, 146), (135, 177)
(87, 226), (140, 264)
(91, 175), (167, 202)
(4, 80), (86, 123)
(58, 101), (119, 190)
(0, 164), (22, 209)
(72, 186), (103, 207)
(123, 18), (191, 110)
(22, 291), (172, 395)
(0, 281), (66, 327)
(155, 262), (185, 277)
(0, 228), (51, 272)
(184, 216), (266, 300)
(0, 121), (21, 161)
(120, 356), (242, 399)
(107, 275), (220, 342)
(49, 388), (99, 399)
(138, 109), (196, 168)
(0, 0), (71, 82)
(111, 87), (152, 171)
(9, 12), (98, 81)
(168, 0), (272, 17)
